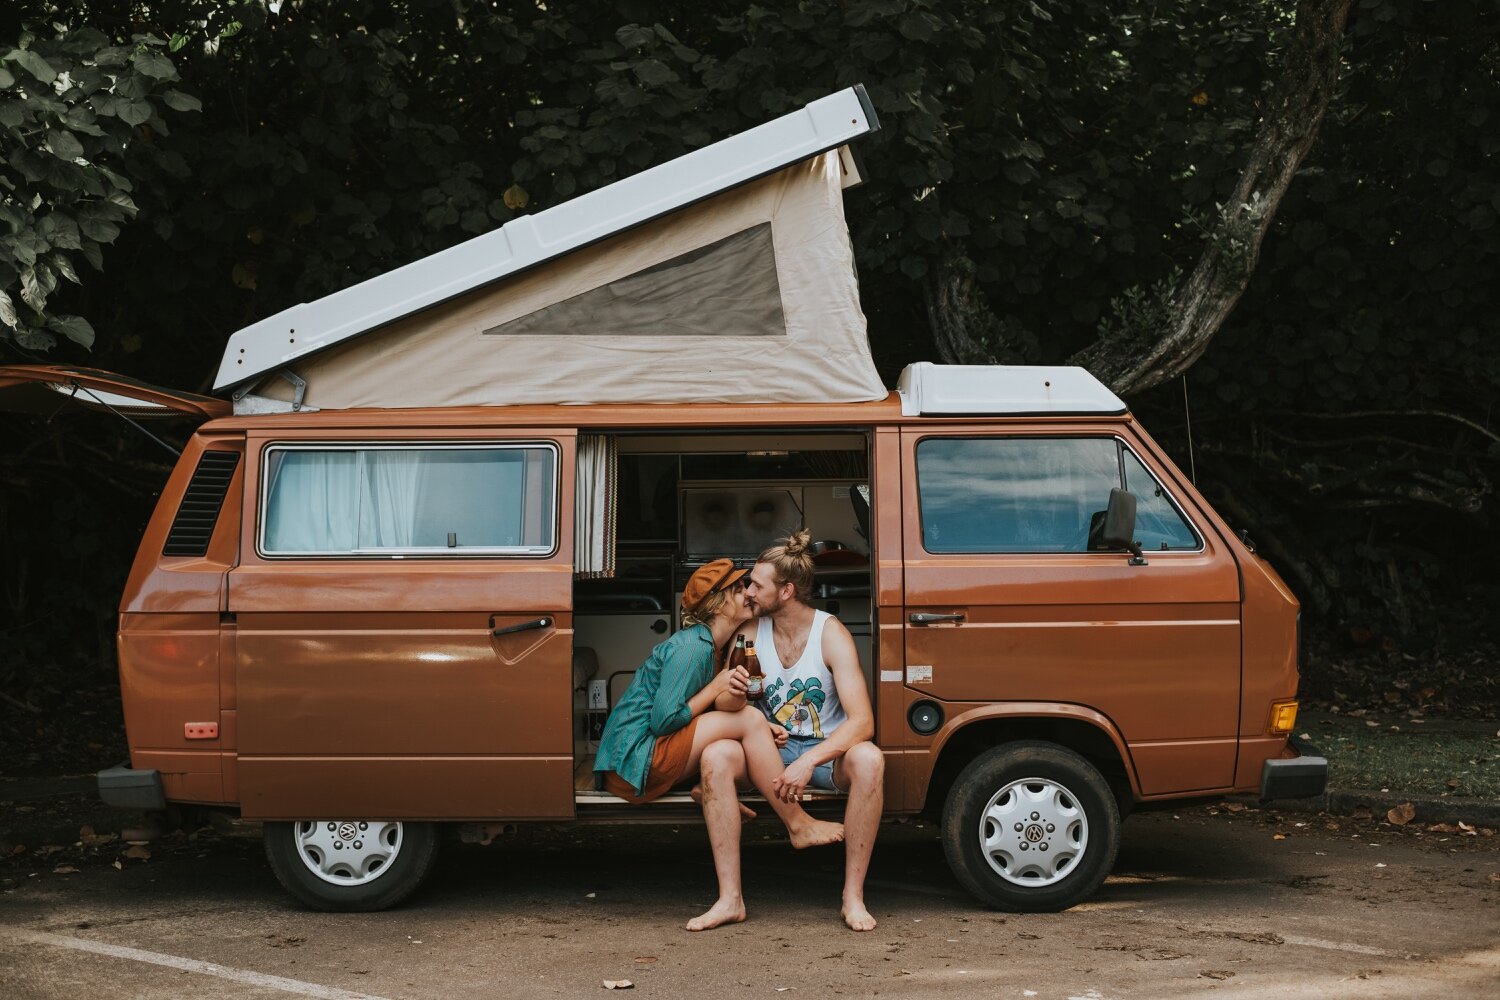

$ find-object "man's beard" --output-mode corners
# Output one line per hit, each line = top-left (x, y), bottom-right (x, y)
(750, 592), (781, 617)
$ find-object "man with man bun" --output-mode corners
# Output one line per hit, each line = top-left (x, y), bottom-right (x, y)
(705, 529), (884, 931)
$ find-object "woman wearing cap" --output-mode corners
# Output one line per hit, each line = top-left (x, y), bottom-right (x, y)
(594, 558), (845, 930)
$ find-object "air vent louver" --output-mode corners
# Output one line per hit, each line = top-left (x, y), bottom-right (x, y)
(162, 450), (240, 557)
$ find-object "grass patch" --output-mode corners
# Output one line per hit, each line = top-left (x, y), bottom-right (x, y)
(1303, 710), (1500, 798)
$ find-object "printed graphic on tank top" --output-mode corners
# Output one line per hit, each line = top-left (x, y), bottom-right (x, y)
(755, 611), (848, 739)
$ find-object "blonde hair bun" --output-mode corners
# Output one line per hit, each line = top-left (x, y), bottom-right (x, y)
(783, 529), (812, 557)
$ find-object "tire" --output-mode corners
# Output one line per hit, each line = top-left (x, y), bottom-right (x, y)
(941, 741), (1120, 912)
(263, 820), (440, 912)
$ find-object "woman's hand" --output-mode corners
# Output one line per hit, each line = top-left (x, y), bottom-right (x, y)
(717, 665), (750, 700)
(768, 721), (789, 747)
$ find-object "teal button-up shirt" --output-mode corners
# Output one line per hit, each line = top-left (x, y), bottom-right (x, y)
(593, 624), (715, 795)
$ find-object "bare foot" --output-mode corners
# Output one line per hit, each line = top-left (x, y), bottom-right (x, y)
(686, 896), (747, 932)
(788, 818), (844, 850)
(690, 784), (756, 820)
(842, 898), (877, 932)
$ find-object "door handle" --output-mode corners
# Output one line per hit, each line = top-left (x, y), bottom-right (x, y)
(909, 611), (966, 625)
(492, 616), (552, 637)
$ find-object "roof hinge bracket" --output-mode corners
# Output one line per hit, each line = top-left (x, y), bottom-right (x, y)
(231, 370), (317, 415)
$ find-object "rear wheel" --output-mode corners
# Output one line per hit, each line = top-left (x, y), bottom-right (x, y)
(263, 819), (439, 912)
(942, 741), (1120, 912)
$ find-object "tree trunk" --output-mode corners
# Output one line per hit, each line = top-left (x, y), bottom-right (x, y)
(1069, 0), (1353, 396)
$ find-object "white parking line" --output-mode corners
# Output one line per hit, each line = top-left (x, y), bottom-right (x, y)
(3, 927), (394, 1000)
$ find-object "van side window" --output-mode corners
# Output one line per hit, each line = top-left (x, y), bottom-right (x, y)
(260, 444), (556, 556)
(1120, 446), (1199, 551)
(916, 438), (1120, 553)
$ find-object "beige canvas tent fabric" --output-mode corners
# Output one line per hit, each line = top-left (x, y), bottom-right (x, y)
(252, 152), (886, 409)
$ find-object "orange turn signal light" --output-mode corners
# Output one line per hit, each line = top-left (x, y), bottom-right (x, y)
(1267, 700), (1298, 736)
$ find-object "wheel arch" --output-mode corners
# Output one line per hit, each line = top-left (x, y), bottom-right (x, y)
(922, 704), (1139, 818)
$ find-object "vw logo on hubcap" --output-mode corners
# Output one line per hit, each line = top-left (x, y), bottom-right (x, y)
(337, 822), (358, 841)
(1024, 824), (1045, 843)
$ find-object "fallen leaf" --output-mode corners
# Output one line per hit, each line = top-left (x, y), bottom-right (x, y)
(53, 866), (79, 874)
(1446, 778), (1461, 789)
(1272, 833), (1288, 841)
(121, 845), (151, 861)
(1352, 807), (1373, 820)
(585, 892), (597, 898)
(1386, 803), (1416, 826)
(632, 957), (658, 965)
(112, 861), (123, 870)
(602, 980), (633, 990)
(1375, 863), (1387, 868)
(79, 825), (94, 839)
(1224, 802), (1247, 813)
(1200, 970), (1235, 980)
(9, 845), (24, 856)
(1017, 932), (1041, 940)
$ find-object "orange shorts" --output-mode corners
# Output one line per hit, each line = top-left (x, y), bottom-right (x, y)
(601, 717), (701, 804)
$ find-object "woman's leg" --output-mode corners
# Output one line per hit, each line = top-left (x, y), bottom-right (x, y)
(684, 708), (843, 849)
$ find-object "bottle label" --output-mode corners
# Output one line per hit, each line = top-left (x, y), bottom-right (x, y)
(746, 675), (764, 698)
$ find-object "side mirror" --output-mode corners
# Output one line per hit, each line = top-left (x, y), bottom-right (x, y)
(1099, 488), (1146, 566)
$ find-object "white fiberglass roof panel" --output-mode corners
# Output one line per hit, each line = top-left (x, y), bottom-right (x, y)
(215, 86), (878, 393)
(897, 362), (1127, 416)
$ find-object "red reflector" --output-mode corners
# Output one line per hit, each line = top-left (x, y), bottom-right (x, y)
(184, 722), (219, 740)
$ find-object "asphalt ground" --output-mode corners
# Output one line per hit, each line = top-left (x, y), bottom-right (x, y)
(2, 803), (1499, 1000)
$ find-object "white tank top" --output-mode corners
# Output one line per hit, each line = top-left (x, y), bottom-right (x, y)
(755, 611), (847, 739)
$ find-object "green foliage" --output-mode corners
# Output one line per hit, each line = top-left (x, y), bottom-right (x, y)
(0, 23), (197, 350)
(0, 0), (1496, 672)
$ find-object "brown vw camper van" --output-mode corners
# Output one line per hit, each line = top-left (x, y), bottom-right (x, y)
(0, 87), (1323, 915)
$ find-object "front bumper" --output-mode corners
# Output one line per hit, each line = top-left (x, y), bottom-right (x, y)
(97, 763), (166, 810)
(1259, 735), (1328, 801)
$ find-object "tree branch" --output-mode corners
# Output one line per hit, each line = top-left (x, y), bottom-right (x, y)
(1069, 0), (1353, 396)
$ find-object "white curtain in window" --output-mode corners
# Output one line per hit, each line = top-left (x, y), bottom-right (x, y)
(575, 436), (617, 577)
(264, 451), (361, 552)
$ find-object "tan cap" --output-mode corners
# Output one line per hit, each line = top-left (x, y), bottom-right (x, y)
(682, 558), (749, 613)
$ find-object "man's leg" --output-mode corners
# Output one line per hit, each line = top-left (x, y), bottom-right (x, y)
(687, 739), (749, 931)
(833, 741), (884, 931)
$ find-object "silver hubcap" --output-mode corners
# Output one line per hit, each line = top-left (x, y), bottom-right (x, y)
(978, 777), (1087, 887)
(294, 821), (404, 886)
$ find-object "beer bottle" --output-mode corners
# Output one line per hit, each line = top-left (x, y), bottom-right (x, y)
(726, 634), (747, 674)
(744, 639), (765, 702)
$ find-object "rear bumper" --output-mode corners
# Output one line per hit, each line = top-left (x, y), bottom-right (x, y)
(97, 763), (166, 810)
(1259, 735), (1328, 801)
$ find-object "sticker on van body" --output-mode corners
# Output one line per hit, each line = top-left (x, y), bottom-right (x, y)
(906, 665), (933, 684)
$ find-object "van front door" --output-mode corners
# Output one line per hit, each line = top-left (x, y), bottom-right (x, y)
(229, 431), (576, 820)
(900, 427), (1242, 796)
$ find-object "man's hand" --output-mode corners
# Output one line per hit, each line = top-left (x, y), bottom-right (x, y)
(773, 756), (815, 802)
(768, 721), (789, 748)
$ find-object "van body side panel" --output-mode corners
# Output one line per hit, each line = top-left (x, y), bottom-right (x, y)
(118, 612), (223, 800)
(871, 427), (914, 809)
(899, 425), (1242, 796)
(1234, 553), (1301, 790)
(120, 431), (244, 614)
(1126, 423), (1302, 791)
(116, 432), (243, 804)
(230, 430), (576, 821)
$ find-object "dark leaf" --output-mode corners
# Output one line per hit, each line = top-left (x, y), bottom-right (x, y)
(45, 313), (94, 347)
(161, 89), (202, 113)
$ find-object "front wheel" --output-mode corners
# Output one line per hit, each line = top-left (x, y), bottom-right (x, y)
(263, 819), (439, 912)
(942, 742), (1120, 912)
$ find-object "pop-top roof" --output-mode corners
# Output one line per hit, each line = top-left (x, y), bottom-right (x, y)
(897, 362), (1126, 416)
(215, 86), (879, 395)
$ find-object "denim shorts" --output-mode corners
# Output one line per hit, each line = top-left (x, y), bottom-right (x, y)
(779, 735), (845, 792)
